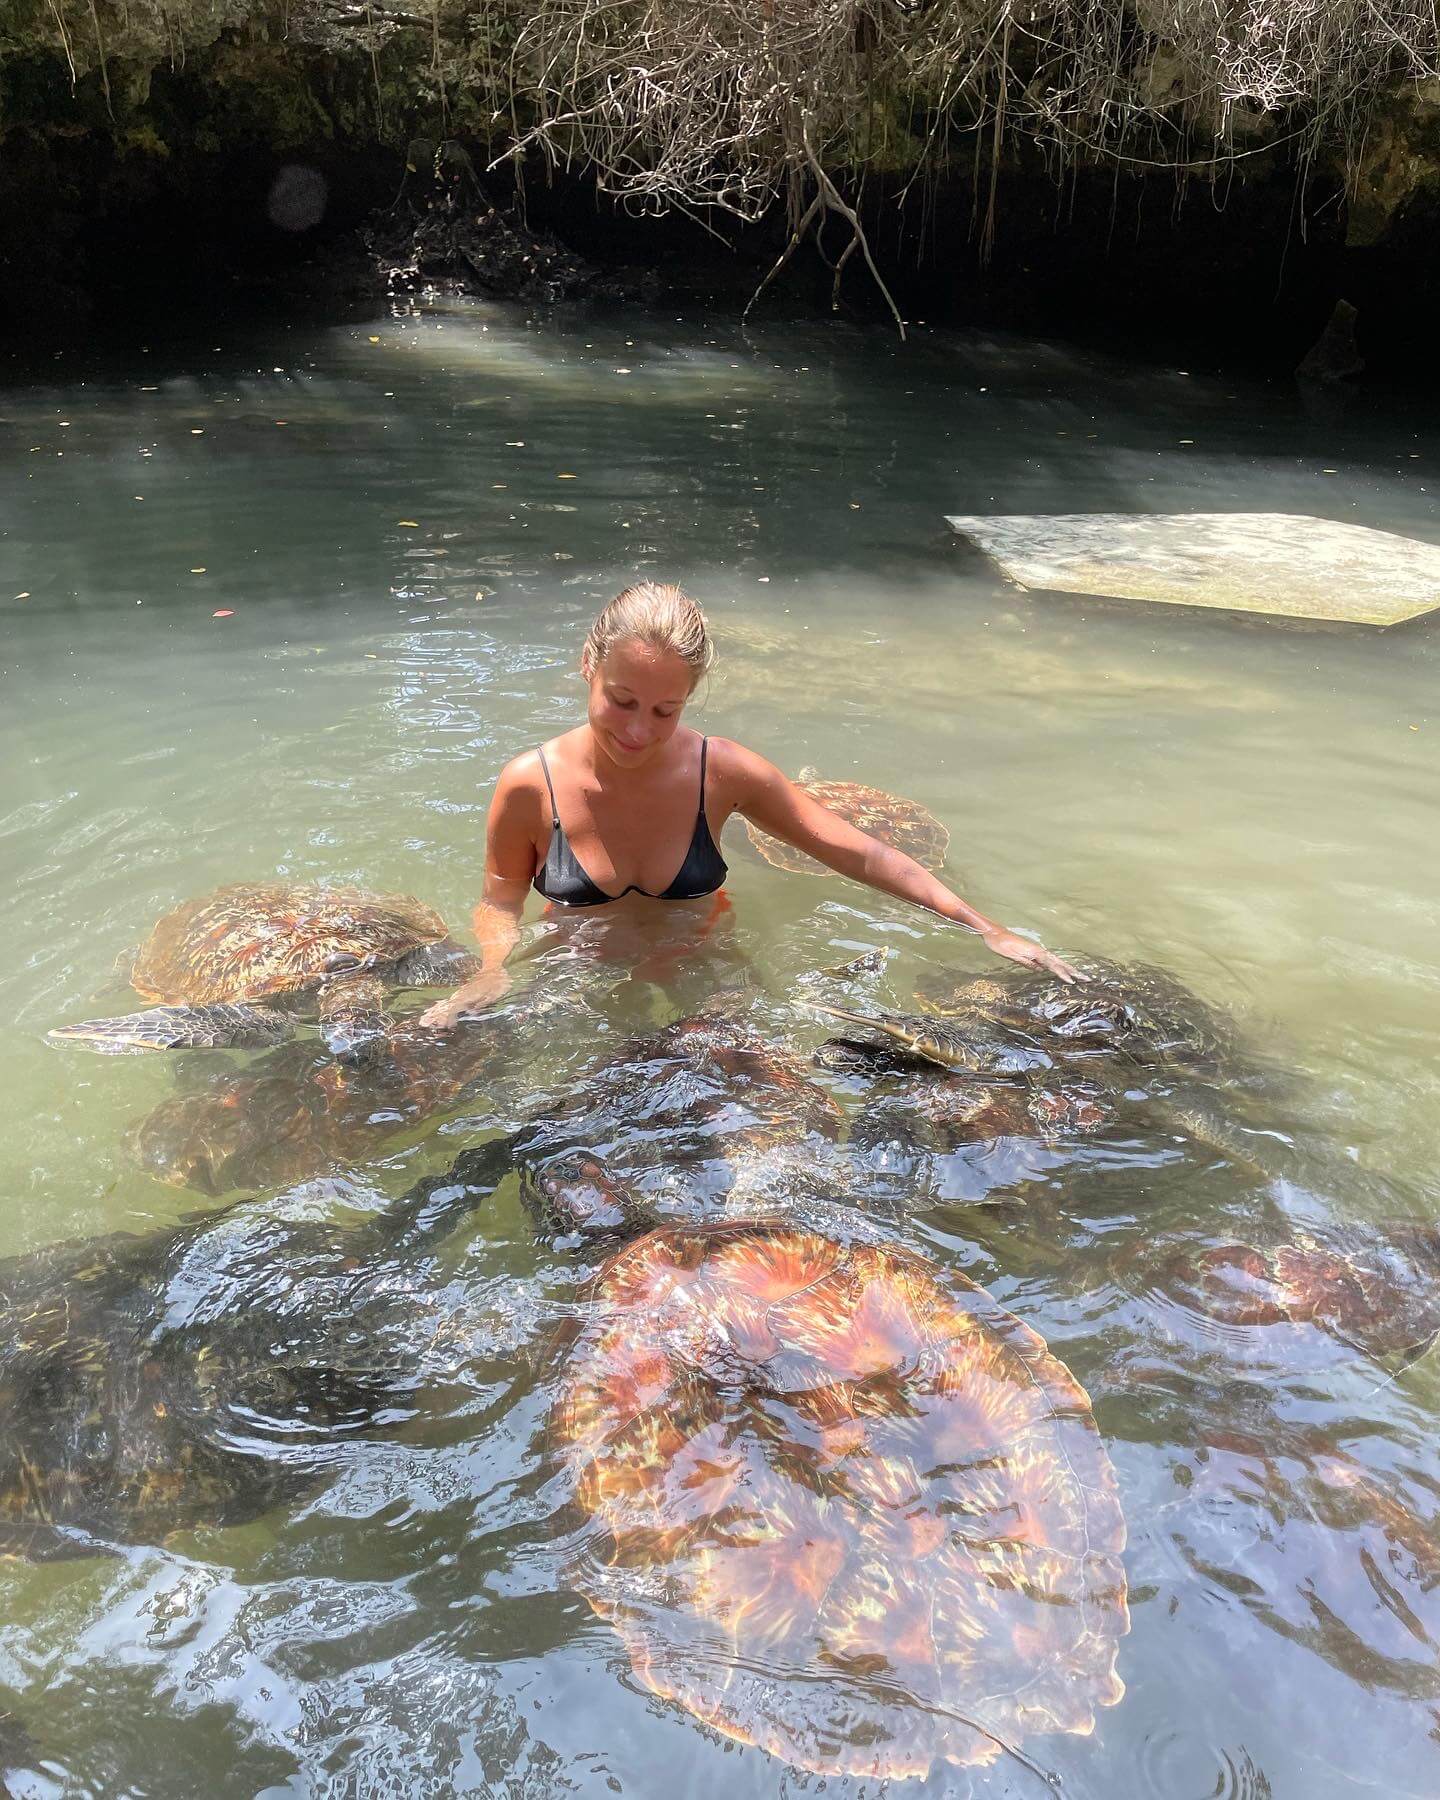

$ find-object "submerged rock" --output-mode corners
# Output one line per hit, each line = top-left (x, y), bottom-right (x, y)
(364, 138), (656, 305)
(1296, 299), (1365, 384)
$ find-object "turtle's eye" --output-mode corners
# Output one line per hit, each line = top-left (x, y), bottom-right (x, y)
(324, 953), (363, 974)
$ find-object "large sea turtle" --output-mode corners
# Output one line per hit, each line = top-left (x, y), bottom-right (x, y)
(0, 1151), (511, 1560)
(48, 882), (480, 1059)
(554, 1218), (1128, 1779)
(808, 955), (1268, 1188)
(744, 769), (950, 877)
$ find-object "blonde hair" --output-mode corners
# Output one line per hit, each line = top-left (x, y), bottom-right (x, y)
(582, 581), (715, 690)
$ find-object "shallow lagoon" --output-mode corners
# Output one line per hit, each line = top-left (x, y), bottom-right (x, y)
(1, 301), (1439, 1796)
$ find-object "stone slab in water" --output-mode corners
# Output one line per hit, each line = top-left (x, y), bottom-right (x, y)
(945, 512), (1440, 625)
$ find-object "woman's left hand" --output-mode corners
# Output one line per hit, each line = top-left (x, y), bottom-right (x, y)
(979, 926), (1083, 984)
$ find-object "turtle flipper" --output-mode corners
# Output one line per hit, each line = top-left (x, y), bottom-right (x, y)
(374, 1135), (514, 1255)
(49, 1004), (295, 1054)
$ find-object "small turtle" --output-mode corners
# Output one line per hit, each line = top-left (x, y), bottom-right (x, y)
(554, 1219), (1128, 1779)
(745, 769), (950, 877)
(0, 1150), (511, 1559)
(48, 882), (480, 1059)
(1154, 1222), (1440, 1364)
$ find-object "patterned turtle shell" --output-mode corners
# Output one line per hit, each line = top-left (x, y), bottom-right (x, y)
(554, 1222), (1128, 1779)
(129, 882), (450, 1005)
(1156, 1224), (1440, 1361)
(745, 770), (950, 877)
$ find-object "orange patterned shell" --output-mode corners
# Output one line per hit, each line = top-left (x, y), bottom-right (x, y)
(746, 775), (950, 877)
(129, 883), (449, 1006)
(554, 1223), (1127, 1779)
(1166, 1230), (1440, 1359)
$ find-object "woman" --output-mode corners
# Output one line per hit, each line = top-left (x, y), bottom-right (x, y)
(420, 581), (1077, 1029)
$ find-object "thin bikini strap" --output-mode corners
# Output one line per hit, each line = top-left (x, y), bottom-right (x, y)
(698, 737), (709, 813)
(536, 747), (560, 828)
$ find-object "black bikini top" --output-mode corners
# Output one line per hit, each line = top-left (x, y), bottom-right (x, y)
(533, 738), (728, 907)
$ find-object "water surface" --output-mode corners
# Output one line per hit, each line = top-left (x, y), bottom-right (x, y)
(2, 301), (1438, 1797)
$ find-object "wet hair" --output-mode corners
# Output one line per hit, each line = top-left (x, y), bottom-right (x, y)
(582, 581), (715, 690)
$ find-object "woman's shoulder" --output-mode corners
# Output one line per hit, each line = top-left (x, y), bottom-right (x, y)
(703, 735), (781, 788)
(492, 747), (553, 813)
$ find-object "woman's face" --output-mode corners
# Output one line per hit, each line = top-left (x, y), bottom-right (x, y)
(585, 639), (693, 770)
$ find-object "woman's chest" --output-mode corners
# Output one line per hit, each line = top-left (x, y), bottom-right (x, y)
(562, 777), (722, 892)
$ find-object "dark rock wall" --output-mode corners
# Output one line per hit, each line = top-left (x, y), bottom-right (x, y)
(3, 15), (1439, 374)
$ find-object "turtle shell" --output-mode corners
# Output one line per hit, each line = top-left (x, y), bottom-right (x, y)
(554, 1222), (1127, 1778)
(915, 959), (1234, 1069)
(130, 1017), (506, 1196)
(1157, 1224), (1440, 1360)
(746, 772), (949, 877)
(515, 1012), (844, 1236)
(129, 882), (449, 1006)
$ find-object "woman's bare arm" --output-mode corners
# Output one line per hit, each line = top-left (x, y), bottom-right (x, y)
(420, 758), (544, 1027)
(724, 741), (1080, 983)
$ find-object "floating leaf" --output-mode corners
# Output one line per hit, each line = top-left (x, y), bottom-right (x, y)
(397, 520), (420, 527)
(190, 567), (207, 574)
(212, 609), (234, 618)
(557, 472), (577, 480)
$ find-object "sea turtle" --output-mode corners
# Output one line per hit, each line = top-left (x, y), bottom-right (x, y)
(914, 958), (1238, 1073)
(122, 960), (604, 1198)
(744, 769), (950, 877)
(0, 1150), (512, 1560)
(1158, 1421), (1440, 1711)
(128, 1018), (514, 1196)
(1149, 1221), (1440, 1364)
(48, 882), (480, 1059)
(554, 1218), (1128, 1779)
(506, 1007), (847, 1239)
(809, 957), (1265, 1187)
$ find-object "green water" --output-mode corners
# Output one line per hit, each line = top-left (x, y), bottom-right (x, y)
(2, 300), (1438, 1797)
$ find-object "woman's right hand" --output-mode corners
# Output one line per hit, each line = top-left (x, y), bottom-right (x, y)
(419, 968), (511, 1030)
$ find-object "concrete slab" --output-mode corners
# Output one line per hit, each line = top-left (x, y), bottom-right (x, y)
(945, 512), (1440, 626)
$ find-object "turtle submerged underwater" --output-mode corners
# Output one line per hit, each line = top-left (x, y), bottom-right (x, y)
(1148, 1220), (1440, 1364)
(503, 1006), (848, 1239)
(0, 1154), (511, 1560)
(48, 882), (480, 1059)
(555, 1219), (1129, 1780)
(128, 1018), (510, 1196)
(744, 769), (950, 877)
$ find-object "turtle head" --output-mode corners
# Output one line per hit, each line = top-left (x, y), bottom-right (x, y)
(317, 973), (391, 1061)
(525, 1153), (640, 1237)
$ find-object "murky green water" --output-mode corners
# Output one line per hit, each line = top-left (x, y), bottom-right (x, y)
(2, 301), (1438, 1797)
